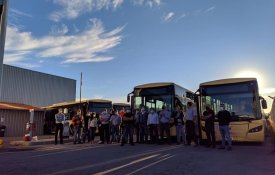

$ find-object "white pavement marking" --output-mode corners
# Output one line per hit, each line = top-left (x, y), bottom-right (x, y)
(125, 155), (175, 175)
(31, 145), (106, 158)
(93, 154), (160, 175)
(47, 145), (181, 175)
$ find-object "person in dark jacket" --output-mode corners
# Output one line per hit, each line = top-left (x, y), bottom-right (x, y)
(121, 109), (135, 146)
(202, 105), (216, 148)
(138, 107), (148, 144)
(217, 103), (232, 151)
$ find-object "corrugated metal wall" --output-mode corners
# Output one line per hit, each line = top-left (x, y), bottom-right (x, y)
(0, 65), (76, 107)
(0, 109), (44, 137)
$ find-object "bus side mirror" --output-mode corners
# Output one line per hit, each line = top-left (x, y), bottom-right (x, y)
(127, 95), (130, 103)
(262, 99), (267, 109)
(194, 95), (198, 103)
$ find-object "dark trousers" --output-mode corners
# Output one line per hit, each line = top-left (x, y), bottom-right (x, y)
(139, 123), (148, 143)
(149, 124), (159, 144)
(55, 123), (63, 144)
(205, 124), (216, 146)
(186, 120), (197, 145)
(82, 129), (90, 143)
(101, 124), (110, 143)
(121, 124), (134, 145)
(160, 123), (170, 143)
(111, 125), (120, 143)
(135, 124), (140, 143)
(89, 127), (96, 141)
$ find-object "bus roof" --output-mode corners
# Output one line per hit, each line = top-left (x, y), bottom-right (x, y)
(200, 78), (257, 86)
(135, 82), (187, 90)
(47, 99), (112, 108)
(113, 103), (130, 106)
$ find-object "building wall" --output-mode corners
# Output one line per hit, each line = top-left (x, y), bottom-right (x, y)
(0, 65), (76, 107)
(0, 109), (44, 137)
(0, 0), (9, 98)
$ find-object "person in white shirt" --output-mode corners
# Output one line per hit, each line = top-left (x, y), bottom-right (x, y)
(110, 110), (121, 143)
(147, 108), (159, 144)
(186, 102), (198, 146)
(159, 106), (171, 144)
(99, 109), (110, 144)
(55, 108), (65, 145)
(88, 112), (98, 144)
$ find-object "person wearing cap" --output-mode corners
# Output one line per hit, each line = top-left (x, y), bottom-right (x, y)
(186, 102), (198, 146)
(217, 103), (232, 151)
(121, 109), (135, 146)
(202, 105), (216, 148)
(55, 108), (65, 145)
(159, 106), (171, 144)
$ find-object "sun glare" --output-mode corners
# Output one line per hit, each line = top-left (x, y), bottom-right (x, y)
(235, 70), (265, 88)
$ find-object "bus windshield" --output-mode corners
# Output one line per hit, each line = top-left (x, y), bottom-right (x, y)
(201, 82), (260, 120)
(134, 95), (173, 112)
(88, 102), (112, 114)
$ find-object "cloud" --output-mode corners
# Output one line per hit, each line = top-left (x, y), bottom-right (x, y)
(49, 0), (162, 21)
(163, 12), (175, 22)
(50, 23), (69, 35)
(8, 8), (32, 30)
(133, 0), (161, 8)
(10, 8), (33, 18)
(175, 13), (187, 22)
(205, 6), (215, 13)
(4, 19), (124, 64)
(49, 0), (124, 22)
(260, 88), (275, 95)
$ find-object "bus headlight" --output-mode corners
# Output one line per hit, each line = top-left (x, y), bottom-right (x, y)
(248, 125), (263, 133)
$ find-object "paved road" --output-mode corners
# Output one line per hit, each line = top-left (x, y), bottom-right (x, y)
(0, 139), (275, 175)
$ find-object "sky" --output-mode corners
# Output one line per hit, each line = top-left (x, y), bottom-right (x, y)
(4, 0), (275, 112)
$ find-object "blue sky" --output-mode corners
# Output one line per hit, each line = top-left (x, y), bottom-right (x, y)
(4, 0), (275, 111)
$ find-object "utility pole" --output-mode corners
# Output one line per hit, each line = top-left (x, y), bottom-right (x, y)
(80, 72), (82, 109)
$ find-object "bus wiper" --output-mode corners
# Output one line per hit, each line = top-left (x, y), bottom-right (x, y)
(237, 114), (255, 121)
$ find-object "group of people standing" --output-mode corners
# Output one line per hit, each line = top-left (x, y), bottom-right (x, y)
(54, 102), (233, 151)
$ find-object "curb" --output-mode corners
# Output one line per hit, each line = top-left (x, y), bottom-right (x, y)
(10, 138), (73, 146)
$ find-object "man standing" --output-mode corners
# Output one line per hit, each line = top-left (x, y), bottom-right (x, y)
(159, 106), (171, 144)
(55, 108), (65, 145)
(121, 109), (135, 146)
(110, 110), (121, 143)
(202, 105), (216, 148)
(217, 103), (232, 151)
(138, 107), (148, 144)
(186, 102), (198, 146)
(134, 109), (141, 143)
(174, 105), (185, 145)
(99, 109), (110, 144)
(147, 108), (159, 144)
(72, 110), (81, 144)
